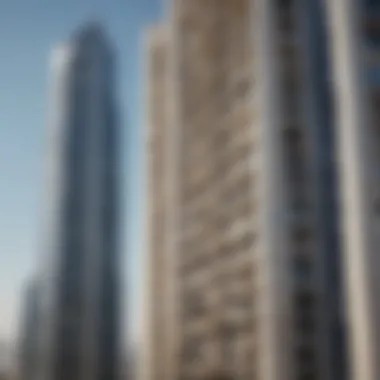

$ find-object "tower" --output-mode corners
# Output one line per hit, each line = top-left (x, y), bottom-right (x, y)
(18, 278), (41, 380)
(39, 22), (121, 380)
(143, 1), (347, 380)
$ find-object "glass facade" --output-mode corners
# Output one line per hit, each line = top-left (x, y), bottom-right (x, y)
(41, 23), (120, 380)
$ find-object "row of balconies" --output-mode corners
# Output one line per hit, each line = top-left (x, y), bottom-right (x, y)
(180, 285), (255, 323)
(182, 245), (255, 285)
(179, 281), (318, 329)
(180, 207), (254, 243)
(180, 220), (255, 263)
(182, 94), (252, 137)
(179, 298), (319, 375)
(188, 127), (252, 164)
(181, 86), (253, 132)
(180, 210), (255, 251)
(222, 156), (251, 186)
(181, 157), (253, 204)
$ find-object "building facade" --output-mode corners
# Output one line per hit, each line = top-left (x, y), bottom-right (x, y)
(38, 22), (121, 380)
(325, 0), (380, 379)
(143, 1), (346, 380)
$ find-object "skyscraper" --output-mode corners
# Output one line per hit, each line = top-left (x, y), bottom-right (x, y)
(18, 278), (41, 380)
(142, 1), (347, 380)
(38, 22), (121, 380)
(325, 0), (380, 379)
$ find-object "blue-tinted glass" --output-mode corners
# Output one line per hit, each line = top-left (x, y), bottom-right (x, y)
(367, 0), (380, 9)
(369, 67), (380, 84)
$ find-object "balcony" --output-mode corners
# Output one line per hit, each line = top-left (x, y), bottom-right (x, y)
(181, 253), (212, 276)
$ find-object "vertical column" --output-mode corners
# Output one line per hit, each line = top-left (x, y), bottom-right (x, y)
(39, 44), (74, 380)
(325, 0), (380, 379)
(253, 1), (293, 380)
(81, 48), (105, 380)
(296, 0), (338, 378)
(166, 1), (182, 380)
(141, 26), (169, 380)
(140, 29), (154, 380)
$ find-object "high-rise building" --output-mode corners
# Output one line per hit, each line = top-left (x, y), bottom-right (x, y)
(325, 1), (380, 379)
(38, 22), (121, 380)
(142, 1), (347, 380)
(18, 278), (41, 380)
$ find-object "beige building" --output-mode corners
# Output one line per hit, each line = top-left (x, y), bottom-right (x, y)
(142, 1), (346, 380)
(325, 1), (380, 379)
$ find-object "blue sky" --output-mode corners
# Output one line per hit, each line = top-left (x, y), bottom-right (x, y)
(0, 0), (162, 345)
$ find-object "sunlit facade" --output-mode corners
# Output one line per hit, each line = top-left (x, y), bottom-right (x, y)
(143, 1), (346, 380)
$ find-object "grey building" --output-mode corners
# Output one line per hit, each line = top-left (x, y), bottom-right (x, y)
(38, 22), (121, 380)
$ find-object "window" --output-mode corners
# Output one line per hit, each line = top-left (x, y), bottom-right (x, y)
(293, 255), (312, 280)
(277, 0), (296, 36)
(366, 0), (380, 9)
(297, 346), (316, 365)
(281, 43), (298, 62)
(296, 313), (316, 335)
(291, 194), (309, 212)
(368, 67), (380, 85)
(283, 127), (302, 148)
(283, 129), (305, 175)
(292, 226), (312, 244)
(283, 73), (300, 99)
(276, 0), (293, 10)
(295, 291), (316, 312)
(289, 161), (306, 182)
